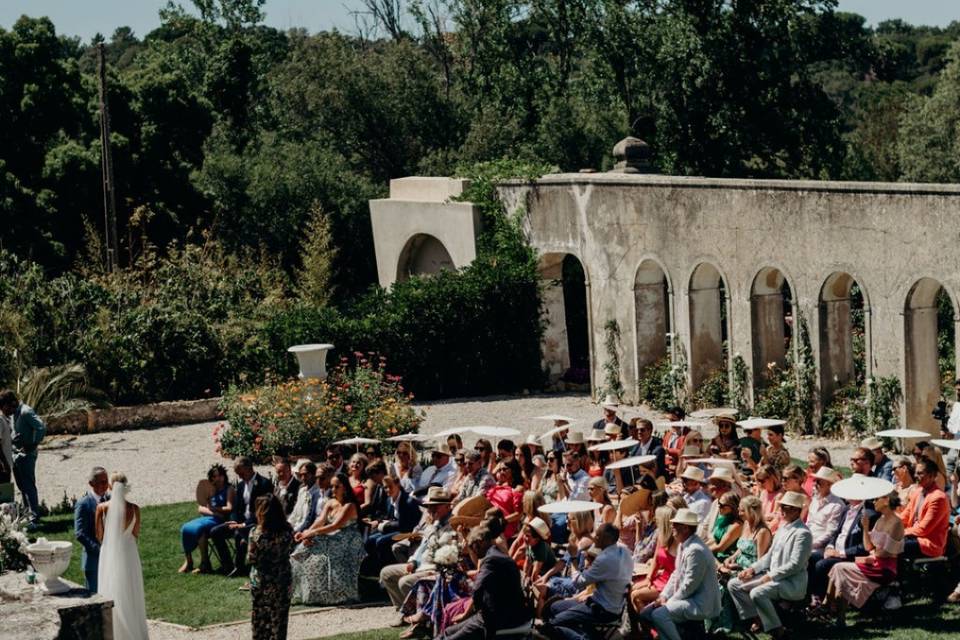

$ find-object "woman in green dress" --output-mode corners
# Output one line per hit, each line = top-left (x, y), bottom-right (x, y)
(708, 492), (742, 562)
(247, 495), (295, 640)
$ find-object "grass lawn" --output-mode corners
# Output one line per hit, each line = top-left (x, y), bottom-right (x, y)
(39, 502), (255, 627)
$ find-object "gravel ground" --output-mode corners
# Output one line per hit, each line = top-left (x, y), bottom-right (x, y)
(36, 392), (858, 507)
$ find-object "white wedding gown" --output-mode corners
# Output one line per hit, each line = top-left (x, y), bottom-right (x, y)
(97, 482), (149, 639)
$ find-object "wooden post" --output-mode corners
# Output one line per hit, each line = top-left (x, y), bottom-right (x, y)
(97, 43), (118, 272)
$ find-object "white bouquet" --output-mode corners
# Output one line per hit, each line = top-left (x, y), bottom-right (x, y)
(0, 507), (29, 573)
(432, 532), (461, 567)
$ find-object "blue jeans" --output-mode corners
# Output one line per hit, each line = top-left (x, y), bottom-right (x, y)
(547, 598), (620, 640)
(13, 451), (38, 519)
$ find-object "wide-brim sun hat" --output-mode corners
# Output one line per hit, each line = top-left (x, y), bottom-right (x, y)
(707, 466), (735, 485)
(831, 476), (895, 502)
(861, 436), (884, 450)
(525, 434), (544, 448)
(604, 423), (622, 436)
(422, 486), (454, 505)
(565, 431), (586, 445)
(813, 466), (840, 483)
(670, 508), (700, 527)
(586, 429), (607, 442)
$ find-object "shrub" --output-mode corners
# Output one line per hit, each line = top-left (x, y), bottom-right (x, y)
(216, 353), (423, 462)
(637, 356), (677, 412)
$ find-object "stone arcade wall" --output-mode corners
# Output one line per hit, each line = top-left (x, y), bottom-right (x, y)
(495, 173), (960, 435)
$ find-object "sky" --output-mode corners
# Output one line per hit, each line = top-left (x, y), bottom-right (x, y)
(0, 1), (956, 42)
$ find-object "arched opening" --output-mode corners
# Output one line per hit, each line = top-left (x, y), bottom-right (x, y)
(904, 278), (956, 434)
(396, 233), (454, 282)
(539, 253), (591, 388)
(635, 260), (671, 376)
(818, 272), (866, 406)
(688, 263), (729, 389)
(750, 268), (793, 389)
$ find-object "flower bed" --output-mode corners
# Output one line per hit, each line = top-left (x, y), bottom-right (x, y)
(215, 353), (423, 461)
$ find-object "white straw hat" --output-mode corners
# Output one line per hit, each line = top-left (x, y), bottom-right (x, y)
(778, 491), (806, 509)
(680, 466), (705, 482)
(670, 508), (700, 527)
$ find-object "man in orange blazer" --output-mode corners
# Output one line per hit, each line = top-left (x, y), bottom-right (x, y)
(900, 458), (949, 558)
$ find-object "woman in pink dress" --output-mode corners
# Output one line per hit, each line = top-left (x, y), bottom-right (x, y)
(484, 463), (523, 539)
(629, 506), (678, 612)
(754, 464), (784, 533)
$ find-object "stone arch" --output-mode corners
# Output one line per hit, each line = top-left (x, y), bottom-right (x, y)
(818, 272), (867, 405)
(538, 252), (592, 388)
(750, 267), (794, 389)
(688, 262), (730, 389)
(634, 258), (672, 377)
(904, 278), (957, 433)
(395, 233), (454, 283)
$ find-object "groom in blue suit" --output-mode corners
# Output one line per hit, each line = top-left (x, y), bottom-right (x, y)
(74, 466), (110, 591)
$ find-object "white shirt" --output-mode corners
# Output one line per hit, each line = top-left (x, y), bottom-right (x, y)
(828, 502), (862, 553)
(418, 461), (456, 491)
(948, 402), (960, 435)
(243, 477), (255, 521)
(806, 491), (846, 550)
(566, 469), (590, 500)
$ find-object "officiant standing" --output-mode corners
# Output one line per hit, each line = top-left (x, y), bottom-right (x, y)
(1, 389), (46, 526)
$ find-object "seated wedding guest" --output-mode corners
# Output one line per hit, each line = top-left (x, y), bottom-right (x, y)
(475, 439), (495, 473)
(485, 464), (524, 539)
(709, 416), (739, 459)
(565, 431), (587, 458)
(347, 453), (369, 502)
(584, 432), (607, 477)
(75, 466), (109, 591)
(365, 444), (383, 464)
(272, 459), (300, 516)
(806, 467), (845, 551)
(696, 466), (736, 542)
(630, 418), (666, 476)
(848, 448), (875, 477)
(728, 491), (812, 639)
(326, 445), (346, 475)
(448, 451), (469, 495)
(520, 436), (545, 490)
(629, 505), (678, 611)
(246, 495), (295, 640)
(899, 458), (949, 558)
(544, 510), (596, 601)
(862, 436), (894, 482)
(588, 476), (615, 531)
(180, 463), (234, 574)
(559, 451), (590, 501)
(760, 425), (790, 471)
(290, 472), (364, 605)
(738, 426), (766, 473)
(288, 461), (322, 534)
(456, 451), (495, 501)
(541, 452), (561, 503)
(781, 465), (809, 520)
(392, 442), (422, 494)
(921, 444), (949, 490)
(497, 440), (523, 485)
(362, 460), (389, 520)
(680, 466), (711, 523)
(365, 475), (422, 568)
(381, 486), (454, 610)
(509, 491), (546, 562)
(754, 465), (784, 532)
(544, 524), (633, 640)
(447, 434), (463, 456)
(419, 443), (455, 491)
(438, 524), (528, 640)
(522, 517), (558, 582)
(807, 497), (874, 607)
(707, 493), (742, 561)
(639, 509), (721, 640)
(210, 456), (273, 577)
(821, 491), (904, 626)
(632, 490), (669, 564)
(802, 448), (831, 496)
(892, 457), (919, 511)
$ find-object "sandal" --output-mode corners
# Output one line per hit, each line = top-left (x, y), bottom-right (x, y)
(399, 624), (425, 639)
(402, 613), (424, 625)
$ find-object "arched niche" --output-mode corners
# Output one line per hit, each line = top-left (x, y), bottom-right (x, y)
(635, 260), (671, 375)
(818, 272), (866, 405)
(539, 252), (591, 387)
(396, 233), (454, 282)
(750, 267), (793, 388)
(688, 263), (729, 388)
(904, 278), (956, 434)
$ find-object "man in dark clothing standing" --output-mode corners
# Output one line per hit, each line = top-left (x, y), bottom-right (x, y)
(441, 524), (529, 640)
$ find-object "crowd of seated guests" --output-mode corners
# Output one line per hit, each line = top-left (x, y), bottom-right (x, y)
(179, 399), (960, 639)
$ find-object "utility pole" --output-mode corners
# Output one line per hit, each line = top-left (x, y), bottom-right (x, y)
(97, 43), (119, 272)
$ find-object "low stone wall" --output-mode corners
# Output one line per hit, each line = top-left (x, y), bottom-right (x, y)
(0, 574), (113, 640)
(45, 398), (222, 435)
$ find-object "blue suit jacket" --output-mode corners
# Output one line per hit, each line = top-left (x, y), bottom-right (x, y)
(74, 493), (101, 572)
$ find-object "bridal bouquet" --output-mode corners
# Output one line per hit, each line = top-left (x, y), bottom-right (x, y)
(0, 506), (29, 574)
(432, 532), (460, 568)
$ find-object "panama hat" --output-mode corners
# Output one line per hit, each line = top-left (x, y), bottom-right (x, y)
(421, 486), (454, 505)
(586, 429), (607, 442)
(813, 467), (840, 483)
(604, 422), (622, 436)
(528, 517), (551, 540)
(778, 491), (806, 509)
(601, 394), (620, 410)
(707, 466), (735, 485)
(680, 466), (706, 483)
(524, 434), (544, 448)
(670, 508), (700, 527)
(565, 431), (586, 445)
(430, 443), (452, 456)
(861, 436), (883, 450)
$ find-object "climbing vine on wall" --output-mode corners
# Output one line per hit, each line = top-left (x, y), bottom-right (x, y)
(753, 312), (817, 434)
(598, 319), (624, 400)
(730, 353), (751, 417)
(868, 375), (903, 432)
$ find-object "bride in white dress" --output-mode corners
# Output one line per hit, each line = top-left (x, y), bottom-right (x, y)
(96, 472), (149, 640)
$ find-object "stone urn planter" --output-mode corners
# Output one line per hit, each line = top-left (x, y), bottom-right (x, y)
(25, 539), (72, 595)
(288, 344), (334, 381)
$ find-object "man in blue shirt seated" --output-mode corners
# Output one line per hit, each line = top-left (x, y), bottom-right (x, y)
(543, 523), (633, 640)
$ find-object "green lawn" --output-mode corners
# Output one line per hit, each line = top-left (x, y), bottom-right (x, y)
(40, 502), (253, 627)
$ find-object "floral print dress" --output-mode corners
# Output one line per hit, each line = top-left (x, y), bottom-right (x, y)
(289, 514), (365, 605)
(248, 527), (295, 640)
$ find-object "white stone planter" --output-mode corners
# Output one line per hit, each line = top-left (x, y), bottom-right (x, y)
(288, 344), (334, 381)
(25, 539), (72, 595)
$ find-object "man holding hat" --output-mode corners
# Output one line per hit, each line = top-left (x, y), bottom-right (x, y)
(380, 486), (454, 610)
(728, 491), (813, 639)
(861, 436), (893, 482)
(418, 443), (455, 491)
(680, 467), (711, 522)
(696, 466), (736, 541)
(805, 467), (845, 551)
(639, 508), (720, 640)
(593, 395), (628, 439)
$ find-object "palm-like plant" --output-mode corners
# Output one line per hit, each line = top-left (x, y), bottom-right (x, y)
(17, 363), (110, 418)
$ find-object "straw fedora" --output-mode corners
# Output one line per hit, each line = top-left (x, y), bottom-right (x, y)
(861, 436), (883, 451)
(525, 434), (544, 448)
(431, 443), (453, 456)
(422, 486), (454, 505)
(604, 422), (622, 436)
(601, 394), (620, 410)
(813, 467), (840, 483)
(586, 429), (607, 442)
(528, 517), (551, 540)
(670, 508), (700, 527)
(778, 491), (806, 509)
(565, 431), (585, 445)
(680, 466), (705, 483)
(708, 466), (735, 485)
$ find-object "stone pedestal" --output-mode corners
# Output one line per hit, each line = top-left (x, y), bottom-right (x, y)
(0, 573), (113, 640)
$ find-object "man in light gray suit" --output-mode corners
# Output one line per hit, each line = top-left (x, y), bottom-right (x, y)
(640, 508), (721, 640)
(728, 491), (813, 639)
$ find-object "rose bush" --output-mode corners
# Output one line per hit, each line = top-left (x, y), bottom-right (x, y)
(215, 353), (423, 461)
